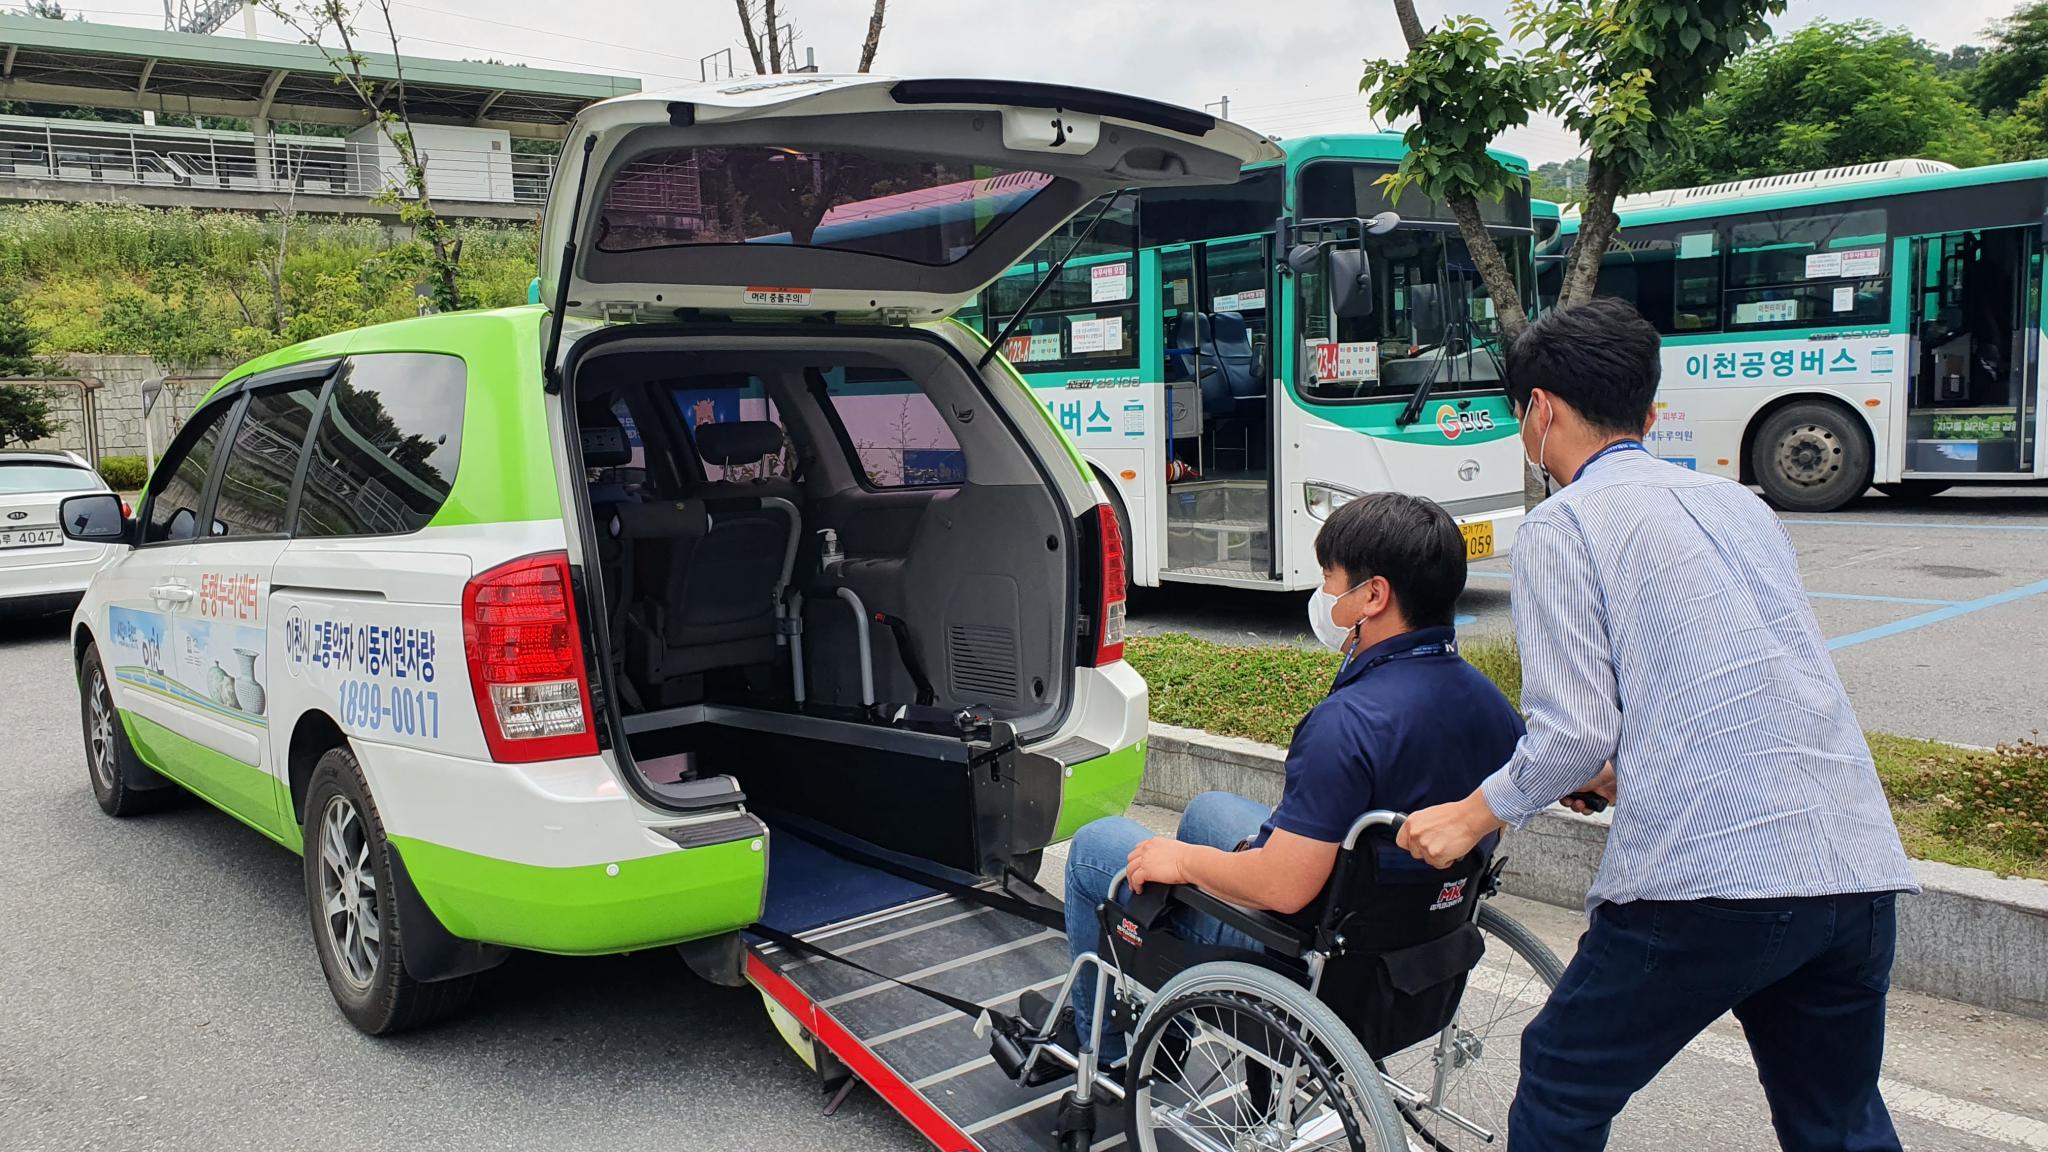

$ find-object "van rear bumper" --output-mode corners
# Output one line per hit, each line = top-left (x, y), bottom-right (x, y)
(390, 829), (766, 955)
(353, 739), (766, 954)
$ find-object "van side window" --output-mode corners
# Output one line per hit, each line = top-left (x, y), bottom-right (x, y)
(295, 353), (466, 538)
(143, 400), (234, 544)
(821, 368), (965, 488)
(211, 385), (321, 538)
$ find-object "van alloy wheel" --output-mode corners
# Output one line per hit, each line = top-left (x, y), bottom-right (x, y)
(318, 794), (382, 990)
(87, 669), (117, 792)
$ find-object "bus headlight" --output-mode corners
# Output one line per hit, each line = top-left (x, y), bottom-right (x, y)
(1304, 480), (1364, 521)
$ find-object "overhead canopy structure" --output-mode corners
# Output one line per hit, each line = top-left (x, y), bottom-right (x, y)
(0, 13), (640, 140)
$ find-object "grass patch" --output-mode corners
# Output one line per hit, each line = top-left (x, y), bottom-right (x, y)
(1124, 633), (2047, 881)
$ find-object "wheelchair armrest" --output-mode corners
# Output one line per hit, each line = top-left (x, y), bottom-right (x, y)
(1164, 885), (1312, 957)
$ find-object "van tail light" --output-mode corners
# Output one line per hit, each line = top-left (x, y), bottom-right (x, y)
(1087, 503), (1126, 666)
(462, 551), (598, 763)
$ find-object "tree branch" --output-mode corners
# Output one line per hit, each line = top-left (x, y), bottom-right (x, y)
(734, 0), (767, 74)
(858, 0), (887, 73)
(1559, 159), (1626, 305)
(1391, 0), (1428, 50)
(1445, 193), (1529, 342)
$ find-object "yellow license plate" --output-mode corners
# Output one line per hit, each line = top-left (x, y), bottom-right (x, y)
(1461, 521), (1494, 561)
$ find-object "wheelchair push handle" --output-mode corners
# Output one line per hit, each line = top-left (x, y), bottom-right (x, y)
(1339, 809), (1407, 851)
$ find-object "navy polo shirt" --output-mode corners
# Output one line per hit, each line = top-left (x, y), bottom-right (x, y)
(1252, 626), (1526, 864)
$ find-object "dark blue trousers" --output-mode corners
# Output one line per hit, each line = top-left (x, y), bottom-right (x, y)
(1509, 891), (1903, 1151)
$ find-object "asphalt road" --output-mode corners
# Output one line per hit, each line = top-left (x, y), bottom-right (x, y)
(1132, 486), (2048, 748)
(5, 486), (2048, 1151)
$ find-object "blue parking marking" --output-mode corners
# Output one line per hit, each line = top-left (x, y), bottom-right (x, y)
(1465, 568), (1958, 607)
(1784, 517), (2048, 533)
(1454, 613), (1478, 626)
(1827, 576), (2048, 651)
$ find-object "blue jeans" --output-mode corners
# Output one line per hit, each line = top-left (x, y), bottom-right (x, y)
(1509, 892), (1903, 1151)
(1062, 791), (1271, 1061)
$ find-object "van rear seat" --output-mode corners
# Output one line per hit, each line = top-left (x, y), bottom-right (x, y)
(616, 420), (802, 700)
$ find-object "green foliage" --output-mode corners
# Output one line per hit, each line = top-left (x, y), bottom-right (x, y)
(1994, 76), (2048, 161)
(1514, 0), (1788, 187)
(0, 287), (64, 376)
(0, 385), (61, 448)
(1646, 21), (1995, 187)
(1971, 1), (2048, 114)
(1360, 17), (1548, 209)
(0, 203), (539, 365)
(1531, 158), (1588, 203)
(97, 454), (149, 490)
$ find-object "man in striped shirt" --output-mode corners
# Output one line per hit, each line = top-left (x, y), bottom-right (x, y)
(1398, 298), (1919, 1151)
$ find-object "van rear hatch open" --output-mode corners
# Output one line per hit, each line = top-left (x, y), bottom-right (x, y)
(538, 75), (1283, 326)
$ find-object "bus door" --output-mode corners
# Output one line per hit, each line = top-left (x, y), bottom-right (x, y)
(1905, 228), (2041, 476)
(1156, 236), (1281, 584)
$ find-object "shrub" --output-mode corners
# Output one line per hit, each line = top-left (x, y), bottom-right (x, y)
(98, 454), (148, 490)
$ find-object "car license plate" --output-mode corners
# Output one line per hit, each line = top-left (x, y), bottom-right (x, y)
(0, 527), (61, 549)
(1460, 520), (1494, 561)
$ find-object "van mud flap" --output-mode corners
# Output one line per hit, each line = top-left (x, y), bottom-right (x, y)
(745, 840), (1099, 1151)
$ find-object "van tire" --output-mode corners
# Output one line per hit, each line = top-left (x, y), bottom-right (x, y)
(303, 745), (477, 1035)
(79, 643), (173, 817)
(1750, 401), (1873, 513)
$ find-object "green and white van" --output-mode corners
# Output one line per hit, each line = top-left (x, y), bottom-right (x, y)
(60, 76), (1279, 1035)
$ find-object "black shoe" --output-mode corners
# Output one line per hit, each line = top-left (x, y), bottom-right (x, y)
(1018, 988), (1081, 1052)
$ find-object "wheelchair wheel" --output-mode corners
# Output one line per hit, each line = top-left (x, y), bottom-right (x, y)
(1376, 902), (1565, 1151)
(1125, 961), (1406, 1152)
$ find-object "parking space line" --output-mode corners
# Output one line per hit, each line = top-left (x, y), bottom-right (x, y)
(1828, 576), (2048, 651)
(1784, 517), (2048, 533)
(1465, 570), (1957, 607)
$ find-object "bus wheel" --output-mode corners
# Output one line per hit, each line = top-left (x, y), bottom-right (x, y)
(1751, 401), (1872, 513)
(1876, 481), (1952, 502)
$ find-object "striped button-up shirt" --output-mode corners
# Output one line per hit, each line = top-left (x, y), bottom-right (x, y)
(1480, 449), (1918, 908)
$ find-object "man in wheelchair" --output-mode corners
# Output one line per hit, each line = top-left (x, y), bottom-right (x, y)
(1021, 492), (1526, 1067)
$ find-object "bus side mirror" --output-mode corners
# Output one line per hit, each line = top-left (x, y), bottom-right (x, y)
(1327, 248), (1375, 320)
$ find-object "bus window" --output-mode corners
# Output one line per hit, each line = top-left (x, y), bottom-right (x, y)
(1298, 161), (1531, 229)
(1137, 169), (1285, 248)
(1724, 208), (1889, 330)
(1593, 230), (1722, 334)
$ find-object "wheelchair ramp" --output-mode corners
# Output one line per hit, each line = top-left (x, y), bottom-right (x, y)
(747, 891), (1118, 1152)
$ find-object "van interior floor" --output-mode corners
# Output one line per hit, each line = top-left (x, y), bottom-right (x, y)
(747, 821), (1102, 1151)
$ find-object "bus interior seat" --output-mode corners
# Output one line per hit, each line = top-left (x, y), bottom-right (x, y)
(1208, 311), (1263, 401)
(1169, 311), (1236, 420)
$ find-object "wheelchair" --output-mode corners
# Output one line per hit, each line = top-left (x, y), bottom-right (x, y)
(987, 811), (1564, 1151)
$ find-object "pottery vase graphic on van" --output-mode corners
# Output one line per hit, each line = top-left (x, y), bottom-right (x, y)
(209, 662), (236, 709)
(232, 649), (266, 714)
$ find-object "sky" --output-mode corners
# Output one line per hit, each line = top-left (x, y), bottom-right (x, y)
(5, 0), (2026, 166)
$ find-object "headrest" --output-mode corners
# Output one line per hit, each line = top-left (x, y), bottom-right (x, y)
(580, 405), (632, 467)
(694, 420), (784, 467)
(612, 499), (709, 540)
(1210, 311), (1249, 340)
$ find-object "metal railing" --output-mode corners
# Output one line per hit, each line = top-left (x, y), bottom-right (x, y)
(0, 119), (557, 206)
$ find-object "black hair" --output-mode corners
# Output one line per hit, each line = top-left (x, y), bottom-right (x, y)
(1312, 492), (1466, 629)
(1504, 296), (1662, 436)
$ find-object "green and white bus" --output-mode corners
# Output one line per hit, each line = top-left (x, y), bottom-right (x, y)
(961, 134), (1538, 593)
(1544, 157), (2048, 511)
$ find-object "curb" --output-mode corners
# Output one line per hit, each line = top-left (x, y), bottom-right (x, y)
(1141, 722), (2048, 1021)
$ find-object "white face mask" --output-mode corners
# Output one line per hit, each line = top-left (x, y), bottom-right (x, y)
(1308, 581), (1367, 653)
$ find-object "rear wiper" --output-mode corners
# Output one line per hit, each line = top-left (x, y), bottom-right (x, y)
(979, 191), (1130, 369)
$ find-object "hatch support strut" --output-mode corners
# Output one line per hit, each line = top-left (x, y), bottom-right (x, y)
(978, 190), (1133, 369)
(543, 133), (600, 395)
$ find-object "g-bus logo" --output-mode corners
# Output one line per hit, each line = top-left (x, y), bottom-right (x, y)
(1435, 405), (1497, 441)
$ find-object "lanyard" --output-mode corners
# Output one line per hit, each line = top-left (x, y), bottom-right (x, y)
(1340, 639), (1457, 682)
(1572, 439), (1646, 483)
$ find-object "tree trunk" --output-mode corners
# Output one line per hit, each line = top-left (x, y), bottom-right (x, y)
(763, 0), (782, 73)
(734, 0), (767, 74)
(1559, 159), (1626, 306)
(857, 0), (887, 73)
(1445, 191), (1528, 344)
(1391, 0), (1428, 48)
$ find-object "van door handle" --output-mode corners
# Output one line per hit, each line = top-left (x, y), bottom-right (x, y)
(150, 583), (194, 606)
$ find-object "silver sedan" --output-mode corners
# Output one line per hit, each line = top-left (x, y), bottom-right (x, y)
(0, 450), (123, 616)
